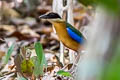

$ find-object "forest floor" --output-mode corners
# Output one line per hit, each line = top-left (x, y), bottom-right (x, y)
(0, 1), (93, 80)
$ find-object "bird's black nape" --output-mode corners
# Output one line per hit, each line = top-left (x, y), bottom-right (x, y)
(39, 12), (61, 19)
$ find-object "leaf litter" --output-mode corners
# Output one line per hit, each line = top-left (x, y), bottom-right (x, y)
(0, 0), (93, 80)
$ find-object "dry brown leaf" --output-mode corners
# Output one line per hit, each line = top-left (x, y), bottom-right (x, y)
(0, 1), (20, 18)
(0, 25), (16, 33)
(19, 25), (40, 38)
(35, 26), (53, 34)
(0, 51), (5, 59)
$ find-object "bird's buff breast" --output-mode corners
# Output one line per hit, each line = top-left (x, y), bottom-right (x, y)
(52, 22), (80, 51)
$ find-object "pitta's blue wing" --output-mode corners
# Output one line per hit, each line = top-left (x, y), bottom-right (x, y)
(66, 23), (85, 44)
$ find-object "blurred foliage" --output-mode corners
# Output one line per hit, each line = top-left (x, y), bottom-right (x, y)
(34, 42), (44, 64)
(18, 76), (27, 80)
(33, 42), (47, 77)
(57, 70), (72, 77)
(98, 0), (120, 14)
(98, 39), (120, 80)
(4, 44), (14, 64)
(21, 59), (34, 73)
(78, 0), (96, 6)
(32, 56), (44, 77)
(23, 0), (40, 11)
(20, 42), (47, 77)
(78, 0), (120, 14)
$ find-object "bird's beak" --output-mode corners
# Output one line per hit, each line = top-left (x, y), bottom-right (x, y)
(39, 14), (48, 19)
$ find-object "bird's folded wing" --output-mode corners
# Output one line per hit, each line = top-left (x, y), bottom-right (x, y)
(66, 23), (85, 44)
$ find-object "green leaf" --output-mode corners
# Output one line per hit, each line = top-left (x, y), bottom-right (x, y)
(33, 42), (47, 77)
(18, 77), (27, 80)
(42, 52), (47, 69)
(34, 42), (43, 64)
(31, 56), (43, 77)
(4, 44), (14, 64)
(57, 70), (72, 77)
(21, 59), (34, 73)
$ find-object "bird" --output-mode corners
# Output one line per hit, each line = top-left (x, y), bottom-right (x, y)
(39, 12), (86, 51)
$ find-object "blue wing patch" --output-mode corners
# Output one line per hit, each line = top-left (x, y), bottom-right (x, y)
(67, 27), (84, 44)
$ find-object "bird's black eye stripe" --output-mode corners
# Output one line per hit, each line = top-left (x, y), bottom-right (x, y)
(47, 13), (61, 19)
